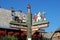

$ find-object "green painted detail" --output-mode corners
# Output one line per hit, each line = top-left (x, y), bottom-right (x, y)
(10, 21), (27, 26)
(10, 20), (48, 26)
(32, 20), (49, 25)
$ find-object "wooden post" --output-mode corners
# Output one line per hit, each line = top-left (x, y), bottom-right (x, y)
(27, 4), (32, 40)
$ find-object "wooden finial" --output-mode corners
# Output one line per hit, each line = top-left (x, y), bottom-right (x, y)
(27, 4), (31, 9)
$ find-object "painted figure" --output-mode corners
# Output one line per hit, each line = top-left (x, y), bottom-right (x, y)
(18, 10), (23, 20)
(42, 16), (46, 21)
(42, 11), (47, 21)
(17, 11), (22, 23)
(18, 17), (22, 23)
(37, 12), (42, 22)
(11, 7), (17, 21)
(33, 13), (37, 22)
(22, 14), (26, 22)
(11, 12), (16, 20)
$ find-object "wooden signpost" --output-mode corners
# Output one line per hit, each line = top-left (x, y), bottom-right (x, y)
(10, 4), (49, 40)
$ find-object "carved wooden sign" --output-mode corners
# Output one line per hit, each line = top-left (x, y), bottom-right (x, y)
(10, 5), (49, 35)
(10, 23), (48, 31)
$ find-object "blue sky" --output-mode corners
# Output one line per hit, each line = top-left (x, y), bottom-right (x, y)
(0, 0), (60, 32)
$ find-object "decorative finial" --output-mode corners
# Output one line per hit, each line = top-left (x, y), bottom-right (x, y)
(27, 4), (31, 9)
